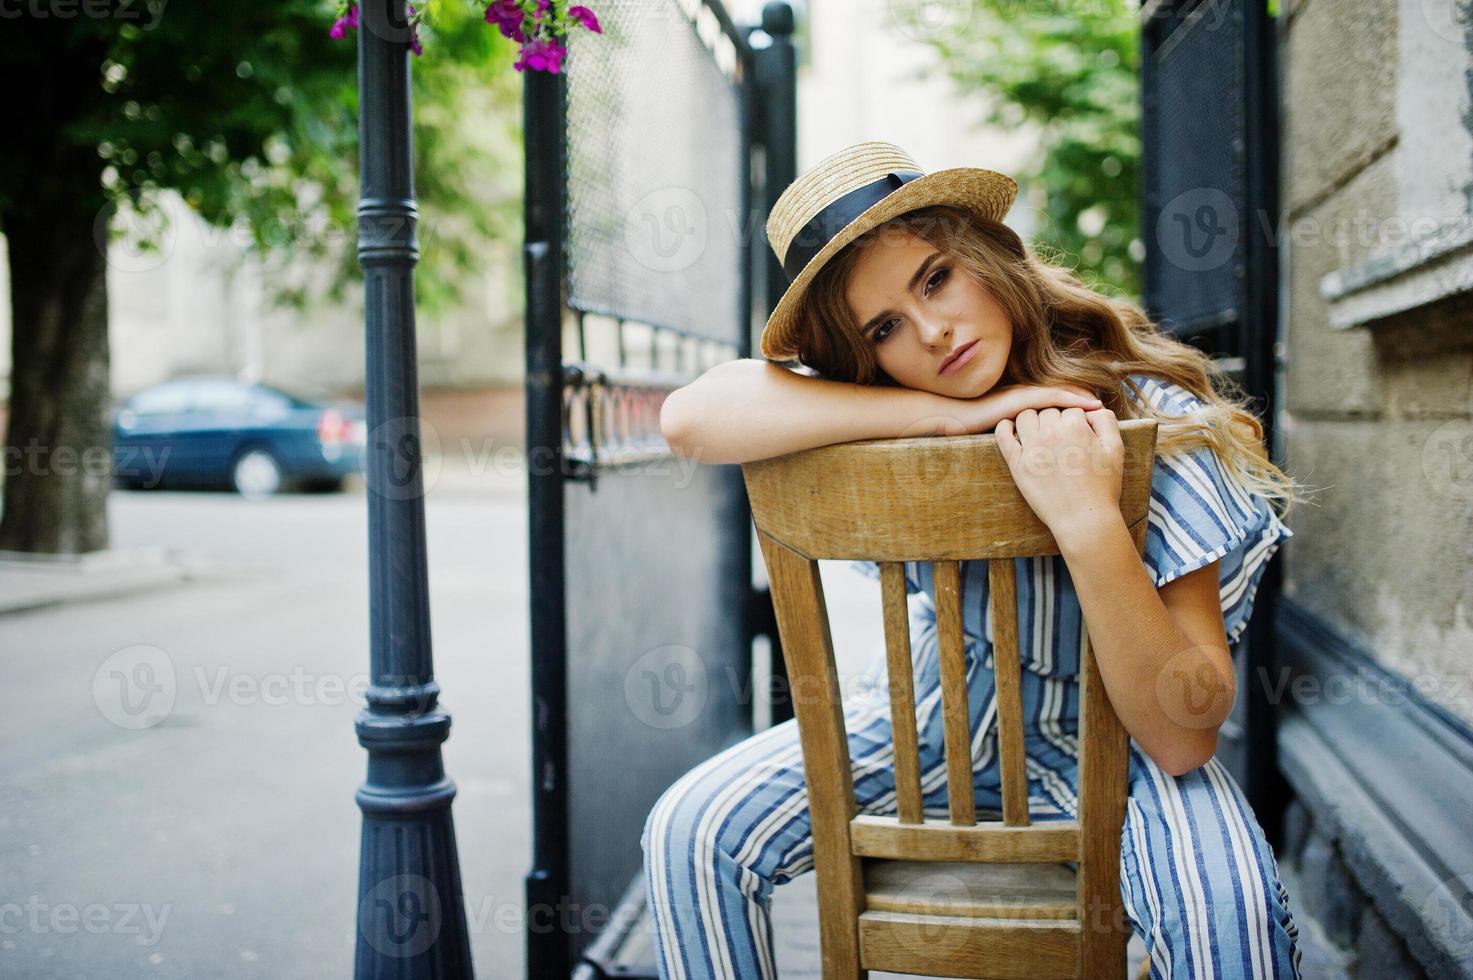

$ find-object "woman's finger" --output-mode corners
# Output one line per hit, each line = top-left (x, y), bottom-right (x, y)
(1086, 407), (1121, 443)
(1037, 406), (1062, 436)
(1014, 408), (1039, 442)
(995, 417), (1019, 463)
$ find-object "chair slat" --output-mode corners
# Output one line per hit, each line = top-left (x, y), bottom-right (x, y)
(863, 860), (1078, 920)
(988, 560), (1030, 827)
(880, 562), (924, 824)
(1075, 518), (1146, 975)
(753, 530), (866, 977)
(933, 561), (976, 826)
(858, 913), (1081, 979)
(849, 814), (1080, 863)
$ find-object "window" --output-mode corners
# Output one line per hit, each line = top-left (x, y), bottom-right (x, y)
(187, 379), (253, 413)
(127, 382), (193, 416)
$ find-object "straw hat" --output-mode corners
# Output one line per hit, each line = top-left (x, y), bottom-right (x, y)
(760, 140), (1019, 363)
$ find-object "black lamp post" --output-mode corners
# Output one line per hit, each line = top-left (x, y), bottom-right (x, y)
(353, 2), (474, 976)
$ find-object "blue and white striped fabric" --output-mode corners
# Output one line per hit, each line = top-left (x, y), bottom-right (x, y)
(1130, 374), (1293, 646)
(641, 373), (1301, 979)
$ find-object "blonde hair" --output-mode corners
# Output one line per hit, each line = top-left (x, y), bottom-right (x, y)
(791, 204), (1306, 519)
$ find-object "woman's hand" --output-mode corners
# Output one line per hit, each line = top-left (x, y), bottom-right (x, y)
(994, 406), (1125, 546)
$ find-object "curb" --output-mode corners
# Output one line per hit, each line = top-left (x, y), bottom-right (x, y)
(0, 545), (220, 616)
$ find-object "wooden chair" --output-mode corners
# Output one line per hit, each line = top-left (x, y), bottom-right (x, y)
(740, 418), (1159, 980)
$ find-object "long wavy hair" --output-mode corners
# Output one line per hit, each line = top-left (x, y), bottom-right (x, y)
(789, 204), (1306, 517)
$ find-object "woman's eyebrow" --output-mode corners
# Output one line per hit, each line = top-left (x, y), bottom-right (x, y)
(859, 251), (943, 337)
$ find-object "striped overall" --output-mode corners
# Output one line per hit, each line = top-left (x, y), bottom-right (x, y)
(642, 375), (1303, 979)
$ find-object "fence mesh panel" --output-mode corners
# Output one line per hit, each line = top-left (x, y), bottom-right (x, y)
(1148, 4), (1245, 337)
(564, 0), (745, 344)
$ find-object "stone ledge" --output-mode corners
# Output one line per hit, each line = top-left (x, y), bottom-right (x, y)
(1275, 598), (1473, 979)
(1319, 216), (1473, 330)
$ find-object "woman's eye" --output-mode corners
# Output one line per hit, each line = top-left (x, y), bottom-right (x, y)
(874, 268), (947, 344)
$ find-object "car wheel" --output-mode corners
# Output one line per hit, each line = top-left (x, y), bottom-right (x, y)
(232, 448), (284, 499)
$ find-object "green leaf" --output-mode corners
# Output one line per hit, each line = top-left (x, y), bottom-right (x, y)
(896, 0), (1142, 299)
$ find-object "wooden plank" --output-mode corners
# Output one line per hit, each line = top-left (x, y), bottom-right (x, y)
(850, 814), (1080, 863)
(933, 560), (975, 826)
(989, 559), (1030, 826)
(858, 911), (1081, 979)
(1076, 633), (1129, 977)
(754, 530), (865, 978)
(737, 419), (1159, 562)
(880, 561), (923, 824)
(863, 859), (1077, 920)
(1073, 518), (1145, 979)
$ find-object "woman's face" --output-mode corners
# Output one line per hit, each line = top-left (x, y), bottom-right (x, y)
(843, 227), (1013, 398)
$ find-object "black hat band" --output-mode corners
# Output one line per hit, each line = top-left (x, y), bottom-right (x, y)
(780, 169), (925, 283)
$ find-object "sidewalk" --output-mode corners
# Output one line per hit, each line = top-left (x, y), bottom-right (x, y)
(0, 545), (233, 616)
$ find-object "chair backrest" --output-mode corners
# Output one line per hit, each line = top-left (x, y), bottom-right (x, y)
(741, 418), (1159, 978)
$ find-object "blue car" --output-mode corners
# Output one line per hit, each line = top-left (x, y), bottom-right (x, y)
(112, 376), (367, 497)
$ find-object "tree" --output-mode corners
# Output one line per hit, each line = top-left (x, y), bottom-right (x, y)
(896, 0), (1142, 299)
(0, 0), (521, 553)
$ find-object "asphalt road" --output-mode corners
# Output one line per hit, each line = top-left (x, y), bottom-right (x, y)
(0, 470), (533, 979)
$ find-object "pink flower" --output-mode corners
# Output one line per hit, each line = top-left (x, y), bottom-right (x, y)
(567, 5), (600, 33)
(485, 0), (524, 40)
(329, 2), (358, 39)
(407, 3), (422, 56)
(514, 36), (566, 73)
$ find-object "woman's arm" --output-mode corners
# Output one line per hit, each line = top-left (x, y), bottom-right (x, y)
(660, 358), (1102, 465)
(1055, 516), (1235, 776)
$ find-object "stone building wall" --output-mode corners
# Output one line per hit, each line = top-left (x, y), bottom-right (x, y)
(1274, 0), (1473, 975)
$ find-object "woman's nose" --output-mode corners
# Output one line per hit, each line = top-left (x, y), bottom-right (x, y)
(918, 318), (952, 348)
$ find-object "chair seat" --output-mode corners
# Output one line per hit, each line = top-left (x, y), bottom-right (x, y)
(862, 858), (1078, 920)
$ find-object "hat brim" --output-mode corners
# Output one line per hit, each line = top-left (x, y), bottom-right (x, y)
(759, 167), (1018, 363)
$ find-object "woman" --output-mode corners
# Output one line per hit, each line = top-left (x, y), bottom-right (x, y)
(644, 140), (1304, 979)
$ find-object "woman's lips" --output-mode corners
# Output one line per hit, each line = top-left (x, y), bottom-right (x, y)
(939, 340), (979, 376)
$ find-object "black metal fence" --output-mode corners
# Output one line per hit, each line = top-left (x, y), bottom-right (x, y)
(523, 3), (796, 976)
(1140, 0), (1285, 834)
